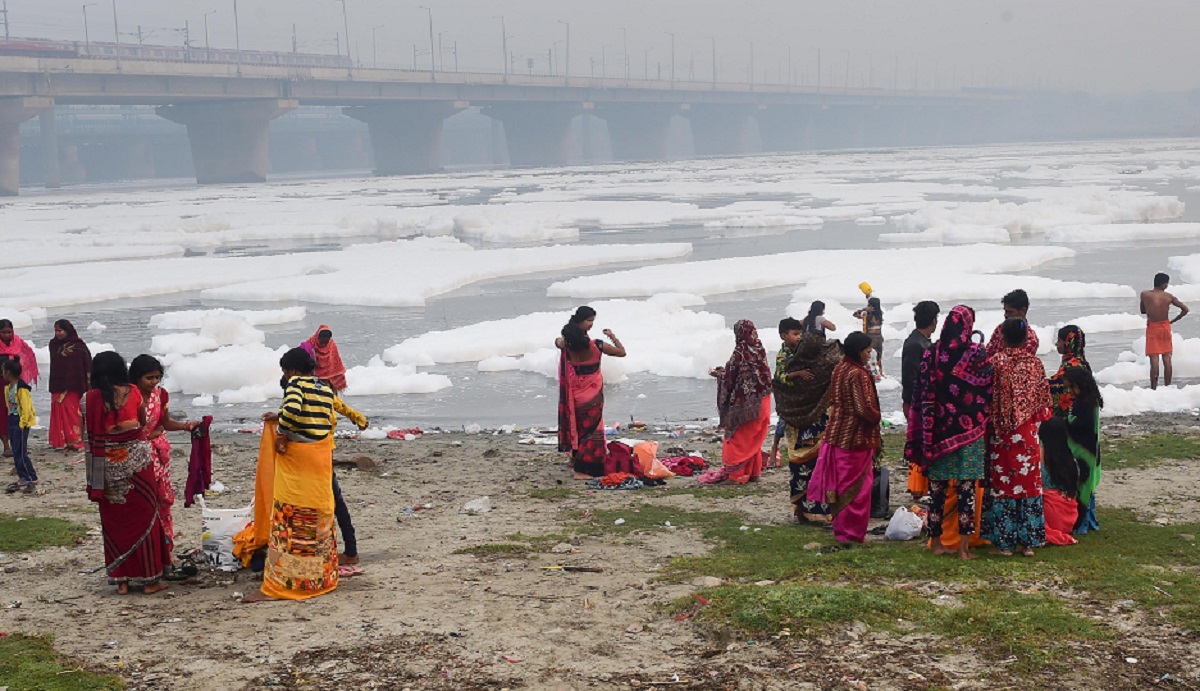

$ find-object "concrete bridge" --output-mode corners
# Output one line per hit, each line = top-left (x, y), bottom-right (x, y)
(0, 55), (1018, 195)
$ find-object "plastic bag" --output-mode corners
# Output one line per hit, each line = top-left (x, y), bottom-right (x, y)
(198, 495), (253, 571)
(460, 496), (492, 515)
(884, 506), (924, 541)
(632, 441), (675, 480)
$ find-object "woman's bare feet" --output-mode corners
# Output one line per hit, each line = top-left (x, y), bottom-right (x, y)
(958, 546), (977, 561)
(116, 583), (129, 595)
(142, 582), (169, 594)
(930, 542), (955, 556)
(242, 590), (277, 603)
(992, 549), (1014, 556)
(1020, 547), (1036, 557)
(573, 472), (592, 480)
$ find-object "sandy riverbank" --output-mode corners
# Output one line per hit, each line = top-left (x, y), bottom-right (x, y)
(1, 411), (1199, 689)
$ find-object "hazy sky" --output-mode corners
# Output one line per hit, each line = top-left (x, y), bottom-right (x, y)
(6, 1), (1196, 94)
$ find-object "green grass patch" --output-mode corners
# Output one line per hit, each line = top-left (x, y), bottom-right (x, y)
(0, 514), (88, 552)
(0, 634), (123, 690)
(1102, 433), (1200, 470)
(648, 485), (773, 500)
(578, 504), (1200, 672)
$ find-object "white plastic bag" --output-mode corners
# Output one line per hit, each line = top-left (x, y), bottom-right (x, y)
(884, 506), (924, 541)
(459, 496), (492, 515)
(198, 495), (252, 571)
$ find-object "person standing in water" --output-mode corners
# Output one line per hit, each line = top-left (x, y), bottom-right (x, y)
(801, 301), (837, 339)
(853, 297), (885, 379)
(1140, 273), (1189, 389)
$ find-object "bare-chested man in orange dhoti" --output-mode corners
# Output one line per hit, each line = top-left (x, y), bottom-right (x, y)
(1140, 272), (1189, 389)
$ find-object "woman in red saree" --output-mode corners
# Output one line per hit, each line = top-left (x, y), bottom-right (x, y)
(48, 319), (91, 452)
(85, 351), (168, 595)
(1038, 416), (1082, 546)
(0, 319), (38, 457)
(556, 307), (627, 479)
(130, 354), (199, 565)
(302, 325), (348, 392)
(700, 320), (773, 485)
(982, 319), (1052, 556)
(807, 332), (881, 543)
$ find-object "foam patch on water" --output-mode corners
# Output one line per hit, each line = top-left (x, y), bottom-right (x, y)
(386, 296), (738, 382)
(150, 307), (308, 330)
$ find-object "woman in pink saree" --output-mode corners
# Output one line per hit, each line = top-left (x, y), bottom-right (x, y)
(129, 355), (198, 564)
(556, 307), (627, 479)
(808, 332), (882, 544)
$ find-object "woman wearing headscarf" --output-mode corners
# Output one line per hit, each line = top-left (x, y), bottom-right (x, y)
(1049, 325), (1089, 416)
(905, 305), (994, 561)
(1064, 367), (1104, 535)
(85, 351), (168, 595)
(0, 319), (38, 457)
(48, 319), (91, 452)
(700, 320), (773, 484)
(806, 332), (882, 543)
(556, 306), (627, 480)
(301, 325), (348, 392)
(774, 330), (842, 522)
(982, 318), (1052, 556)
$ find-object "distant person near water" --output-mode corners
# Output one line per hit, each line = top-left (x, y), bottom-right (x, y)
(701, 320), (773, 485)
(772, 317), (840, 523)
(853, 296), (885, 379)
(982, 318), (1052, 557)
(556, 306), (626, 480)
(48, 320), (91, 453)
(1140, 272), (1189, 389)
(801, 301), (837, 339)
(1049, 325), (1090, 415)
(806, 331), (881, 544)
(902, 301), (939, 501)
(906, 305), (994, 560)
(0, 319), (38, 458)
(986, 289), (1039, 357)
(302, 325), (348, 392)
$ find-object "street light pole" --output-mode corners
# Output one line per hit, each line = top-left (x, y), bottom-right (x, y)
(232, 0), (241, 73)
(335, 0), (351, 64)
(203, 9), (214, 52)
(708, 36), (716, 89)
(111, 0), (120, 70)
(665, 31), (675, 87)
(496, 15), (508, 77)
(438, 30), (446, 69)
(621, 27), (628, 80)
(82, 4), (96, 51)
(419, 5), (435, 80)
(372, 24), (383, 68)
(557, 20), (569, 84)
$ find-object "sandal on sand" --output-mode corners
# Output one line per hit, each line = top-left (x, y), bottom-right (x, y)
(337, 564), (364, 578)
(20, 483), (35, 494)
(4, 483), (19, 494)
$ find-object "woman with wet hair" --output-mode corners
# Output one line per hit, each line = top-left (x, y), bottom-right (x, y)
(555, 306), (626, 479)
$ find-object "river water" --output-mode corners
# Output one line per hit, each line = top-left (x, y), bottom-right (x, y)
(12, 138), (1200, 429)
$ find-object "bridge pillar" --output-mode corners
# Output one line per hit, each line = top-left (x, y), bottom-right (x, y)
(683, 104), (755, 157)
(757, 107), (817, 152)
(483, 103), (582, 167)
(0, 97), (53, 196)
(593, 104), (679, 161)
(344, 101), (466, 175)
(38, 111), (61, 189)
(157, 99), (297, 184)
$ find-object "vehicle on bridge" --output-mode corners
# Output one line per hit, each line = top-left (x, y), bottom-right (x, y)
(0, 37), (351, 68)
